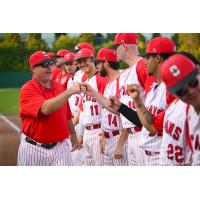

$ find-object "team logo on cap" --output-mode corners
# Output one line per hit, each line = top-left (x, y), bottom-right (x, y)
(42, 51), (48, 56)
(170, 65), (180, 77)
(75, 45), (80, 51)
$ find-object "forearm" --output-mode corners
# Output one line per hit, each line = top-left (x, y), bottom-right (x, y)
(68, 119), (76, 137)
(92, 90), (119, 115)
(116, 129), (129, 147)
(118, 103), (142, 128)
(72, 109), (81, 127)
(40, 89), (74, 115)
(134, 100), (157, 134)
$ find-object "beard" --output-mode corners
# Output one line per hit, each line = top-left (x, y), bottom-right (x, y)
(100, 66), (107, 77)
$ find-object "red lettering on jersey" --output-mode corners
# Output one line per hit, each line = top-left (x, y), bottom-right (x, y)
(164, 120), (182, 141)
(75, 96), (79, 106)
(108, 114), (117, 127)
(173, 127), (182, 141)
(128, 101), (135, 109)
(90, 105), (99, 116)
(167, 144), (184, 163)
(148, 105), (163, 116)
(85, 95), (97, 102)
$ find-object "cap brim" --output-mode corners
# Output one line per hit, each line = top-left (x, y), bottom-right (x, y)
(138, 53), (148, 58)
(108, 44), (121, 50)
(168, 69), (199, 94)
(38, 58), (53, 65)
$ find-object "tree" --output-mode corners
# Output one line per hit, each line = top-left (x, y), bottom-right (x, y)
(0, 33), (21, 47)
(151, 33), (161, 39)
(176, 33), (200, 60)
(25, 33), (47, 50)
(77, 33), (95, 44)
(53, 34), (78, 52)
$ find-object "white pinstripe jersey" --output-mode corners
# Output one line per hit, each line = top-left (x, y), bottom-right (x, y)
(81, 75), (103, 126)
(101, 79), (122, 132)
(118, 61), (146, 129)
(140, 82), (171, 152)
(159, 100), (191, 165)
(188, 106), (200, 165)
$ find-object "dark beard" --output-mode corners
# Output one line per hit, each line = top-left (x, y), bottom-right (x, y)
(100, 67), (107, 77)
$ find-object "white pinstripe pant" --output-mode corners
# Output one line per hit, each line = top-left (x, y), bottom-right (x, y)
(83, 128), (104, 166)
(17, 136), (73, 166)
(128, 133), (145, 166)
(143, 151), (160, 166)
(104, 134), (128, 166)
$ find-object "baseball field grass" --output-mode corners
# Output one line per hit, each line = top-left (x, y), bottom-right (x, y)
(0, 88), (20, 115)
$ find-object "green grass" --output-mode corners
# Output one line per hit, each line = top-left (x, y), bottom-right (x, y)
(0, 88), (20, 115)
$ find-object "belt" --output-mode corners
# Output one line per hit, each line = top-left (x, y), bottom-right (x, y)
(85, 124), (101, 130)
(104, 130), (120, 139)
(126, 127), (141, 134)
(25, 137), (57, 150)
(145, 150), (160, 156)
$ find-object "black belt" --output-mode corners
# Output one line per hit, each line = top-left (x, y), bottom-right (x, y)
(25, 137), (57, 150)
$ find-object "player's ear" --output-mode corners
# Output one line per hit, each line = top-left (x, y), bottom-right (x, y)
(155, 54), (162, 63)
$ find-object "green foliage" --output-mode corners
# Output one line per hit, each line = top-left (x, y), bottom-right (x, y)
(0, 33), (21, 48)
(0, 88), (19, 115)
(151, 33), (161, 39)
(25, 33), (47, 50)
(78, 33), (95, 44)
(176, 33), (200, 60)
(53, 34), (78, 52)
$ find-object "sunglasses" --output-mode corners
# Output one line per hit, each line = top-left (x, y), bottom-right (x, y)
(175, 78), (199, 97)
(36, 61), (54, 68)
(65, 61), (73, 65)
(77, 58), (92, 64)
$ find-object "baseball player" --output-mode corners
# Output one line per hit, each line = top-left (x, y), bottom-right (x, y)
(109, 33), (156, 166)
(75, 42), (95, 54)
(52, 49), (71, 85)
(160, 53), (200, 165)
(81, 48), (129, 166)
(63, 52), (85, 165)
(126, 36), (176, 165)
(76, 48), (108, 166)
(17, 50), (80, 166)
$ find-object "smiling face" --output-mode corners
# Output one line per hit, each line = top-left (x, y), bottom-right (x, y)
(77, 57), (95, 75)
(64, 61), (78, 75)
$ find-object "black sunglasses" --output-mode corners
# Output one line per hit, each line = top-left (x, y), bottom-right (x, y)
(175, 78), (199, 97)
(65, 61), (73, 65)
(36, 61), (54, 68)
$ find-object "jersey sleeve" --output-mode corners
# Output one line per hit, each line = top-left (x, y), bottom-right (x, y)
(96, 73), (109, 94)
(152, 111), (165, 136)
(20, 84), (46, 118)
(136, 59), (157, 94)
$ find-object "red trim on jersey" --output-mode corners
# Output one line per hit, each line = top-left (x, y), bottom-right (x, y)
(185, 105), (193, 152)
(152, 111), (165, 136)
(136, 59), (157, 94)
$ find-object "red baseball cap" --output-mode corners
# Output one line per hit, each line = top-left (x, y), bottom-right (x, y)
(29, 51), (52, 68)
(47, 52), (56, 58)
(56, 49), (71, 57)
(96, 48), (119, 62)
(141, 37), (176, 57)
(76, 48), (94, 60)
(161, 54), (198, 93)
(109, 33), (138, 49)
(64, 52), (76, 63)
(75, 42), (95, 53)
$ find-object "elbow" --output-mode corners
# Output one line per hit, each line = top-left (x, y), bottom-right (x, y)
(40, 105), (51, 115)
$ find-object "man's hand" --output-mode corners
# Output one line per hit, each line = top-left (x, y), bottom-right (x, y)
(80, 82), (95, 97)
(68, 83), (81, 96)
(99, 134), (106, 154)
(109, 96), (122, 111)
(126, 84), (142, 103)
(77, 135), (83, 150)
(114, 144), (124, 159)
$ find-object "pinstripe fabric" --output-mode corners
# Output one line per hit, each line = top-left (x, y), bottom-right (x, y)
(104, 134), (128, 166)
(83, 128), (104, 166)
(128, 133), (145, 166)
(17, 136), (73, 166)
(143, 152), (160, 166)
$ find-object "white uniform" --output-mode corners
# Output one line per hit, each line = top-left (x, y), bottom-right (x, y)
(101, 79), (128, 166)
(118, 59), (149, 166)
(188, 106), (200, 165)
(140, 82), (173, 165)
(159, 100), (191, 165)
(67, 70), (84, 166)
(81, 73), (105, 166)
